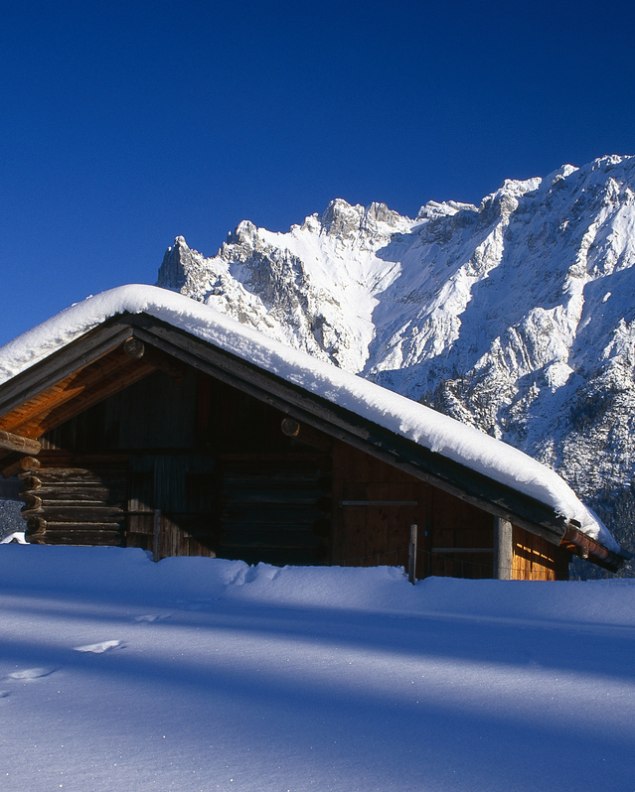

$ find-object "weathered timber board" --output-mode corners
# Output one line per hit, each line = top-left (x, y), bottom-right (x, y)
(511, 525), (568, 580)
(220, 504), (328, 525)
(221, 488), (327, 506)
(35, 486), (126, 503)
(34, 505), (124, 522)
(41, 532), (123, 547)
(0, 430), (41, 455)
(34, 467), (127, 479)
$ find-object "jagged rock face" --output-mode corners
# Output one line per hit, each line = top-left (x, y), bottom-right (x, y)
(157, 199), (413, 372)
(157, 155), (635, 559)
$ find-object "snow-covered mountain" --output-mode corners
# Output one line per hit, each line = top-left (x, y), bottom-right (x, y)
(157, 154), (635, 558)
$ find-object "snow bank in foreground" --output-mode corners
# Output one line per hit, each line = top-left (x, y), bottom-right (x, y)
(1, 546), (634, 792)
(2, 545), (633, 625)
(0, 285), (618, 551)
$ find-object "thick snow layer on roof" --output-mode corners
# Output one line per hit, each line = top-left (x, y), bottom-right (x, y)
(0, 284), (620, 552)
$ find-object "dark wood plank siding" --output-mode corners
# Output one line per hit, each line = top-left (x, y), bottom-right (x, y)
(41, 370), (199, 452)
(31, 369), (331, 562)
(332, 441), (427, 569)
(216, 454), (330, 565)
(427, 488), (494, 578)
(331, 442), (495, 578)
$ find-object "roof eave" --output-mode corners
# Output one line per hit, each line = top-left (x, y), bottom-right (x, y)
(560, 524), (630, 572)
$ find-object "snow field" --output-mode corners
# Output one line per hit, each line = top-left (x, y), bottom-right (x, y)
(1, 546), (634, 791)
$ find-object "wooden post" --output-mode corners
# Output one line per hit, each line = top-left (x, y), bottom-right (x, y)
(494, 517), (513, 580)
(408, 524), (418, 584)
(152, 509), (162, 562)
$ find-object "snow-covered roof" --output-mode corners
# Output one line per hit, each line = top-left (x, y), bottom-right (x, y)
(0, 284), (620, 553)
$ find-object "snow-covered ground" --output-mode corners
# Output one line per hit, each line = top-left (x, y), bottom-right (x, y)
(1, 546), (634, 792)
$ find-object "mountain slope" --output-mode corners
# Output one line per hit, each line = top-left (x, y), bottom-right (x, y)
(157, 155), (635, 561)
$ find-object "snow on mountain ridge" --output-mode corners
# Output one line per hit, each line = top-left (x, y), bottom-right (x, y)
(158, 198), (418, 372)
(157, 155), (635, 557)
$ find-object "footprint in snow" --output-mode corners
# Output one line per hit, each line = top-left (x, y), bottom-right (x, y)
(133, 614), (170, 623)
(0, 690), (10, 698)
(7, 667), (57, 681)
(73, 640), (124, 654)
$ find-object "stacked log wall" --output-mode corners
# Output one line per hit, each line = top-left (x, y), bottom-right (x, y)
(22, 459), (126, 547)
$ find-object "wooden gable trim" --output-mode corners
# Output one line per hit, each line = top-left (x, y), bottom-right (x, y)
(1, 354), (157, 439)
(0, 322), (135, 420)
(0, 329), (172, 439)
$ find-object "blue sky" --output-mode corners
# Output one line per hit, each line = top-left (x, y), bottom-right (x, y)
(2, 0), (635, 345)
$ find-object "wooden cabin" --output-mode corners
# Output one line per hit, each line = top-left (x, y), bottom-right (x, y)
(0, 288), (626, 579)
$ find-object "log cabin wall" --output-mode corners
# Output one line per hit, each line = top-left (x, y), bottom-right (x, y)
(16, 360), (566, 579)
(27, 368), (331, 564)
(21, 458), (127, 547)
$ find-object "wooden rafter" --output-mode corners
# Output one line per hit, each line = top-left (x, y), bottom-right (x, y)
(0, 429), (41, 455)
(560, 524), (629, 572)
(0, 347), (158, 438)
(0, 322), (134, 418)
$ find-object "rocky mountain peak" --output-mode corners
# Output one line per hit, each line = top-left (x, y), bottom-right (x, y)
(157, 235), (193, 291)
(416, 199), (476, 221)
(319, 198), (407, 240)
(226, 219), (259, 246)
(320, 198), (365, 237)
(364, 201), (403, 226)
